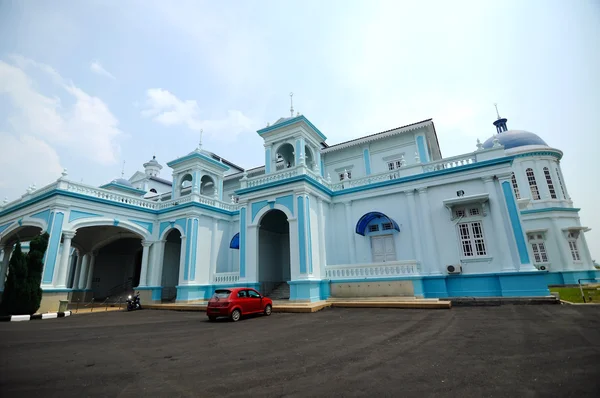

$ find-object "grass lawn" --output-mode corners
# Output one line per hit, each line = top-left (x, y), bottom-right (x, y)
(550, 286), (600, 303)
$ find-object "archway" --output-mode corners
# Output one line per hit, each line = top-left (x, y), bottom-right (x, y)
(200, 175), (215, 196)
(276, 143), (295, 169)
(180, 173), (193, 196)
(304, 145), (315, 170)
(0, 224), (44, 291)
(161, 229), (182, 301)
(258, 209), (291, 299)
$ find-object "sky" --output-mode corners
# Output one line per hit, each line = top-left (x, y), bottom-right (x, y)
(0, 0), (598, 259)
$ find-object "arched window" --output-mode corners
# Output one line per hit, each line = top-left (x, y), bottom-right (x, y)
(526, 168), (540, 200)
(543, 167), (557, 199)
(150, 188), (157, 194)
(556, 167), (567, 199)
(511, 173), (520, 199)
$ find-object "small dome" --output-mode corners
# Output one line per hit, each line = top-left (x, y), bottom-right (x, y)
(482, 130), (548, 150)
(113, 178), (133, 187)
(144, 155), (162, 168)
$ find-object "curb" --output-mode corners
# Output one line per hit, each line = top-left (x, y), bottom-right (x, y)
(0, 311), (72, 322)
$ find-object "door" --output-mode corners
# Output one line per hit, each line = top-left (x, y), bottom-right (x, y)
(371, 235), (396, 262)
(236, 290), (252, 313)
(247, 289), (262, 313)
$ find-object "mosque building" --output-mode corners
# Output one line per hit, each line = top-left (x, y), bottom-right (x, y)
(0, 106), (597, 311)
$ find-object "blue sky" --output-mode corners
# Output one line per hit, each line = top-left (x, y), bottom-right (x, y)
(0, 0), (598, 259)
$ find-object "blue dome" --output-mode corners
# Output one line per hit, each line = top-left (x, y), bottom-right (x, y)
(482, 130), (548, 150)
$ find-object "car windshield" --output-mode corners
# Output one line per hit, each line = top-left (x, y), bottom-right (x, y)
(213, 290), (231, 299)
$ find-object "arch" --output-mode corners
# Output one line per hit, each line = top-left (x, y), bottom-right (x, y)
(180, 173), (193, 196)
(304, 145), (315, 168)
(257, 208), (291, 298)
(159, 224), (186, 241)
(90, 232), (141, 252)
(275, 142), (295, 168)
(0, 219), (46, 246)
(355, 212), (400, 236)
(69, 218), (150, 240)
(200, 174), (216, 196)
(149, 188), (158, 194)
(230, 232), (240, 249)
(252, 203), (294, 225)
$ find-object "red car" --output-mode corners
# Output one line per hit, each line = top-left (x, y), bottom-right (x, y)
(206, 287), (273, 322)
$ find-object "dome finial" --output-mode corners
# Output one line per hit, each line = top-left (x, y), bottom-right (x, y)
(492, 103), (508, 133)
(290, 92), (294, 118)
(121, 160), (126, 178)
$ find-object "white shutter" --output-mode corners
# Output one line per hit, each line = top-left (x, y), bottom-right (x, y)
(383, 236), (396, 261)
(371, 237), (385, 262)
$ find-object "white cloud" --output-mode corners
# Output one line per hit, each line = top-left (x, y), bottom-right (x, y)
(140, 88), (256, 141)
(0, 133), (63, 201)
(90, 61), (116, 80)
(0, 56), (123, 166)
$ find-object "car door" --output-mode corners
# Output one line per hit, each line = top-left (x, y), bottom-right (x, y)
(247, 289), (262, 313)
(236, 289), (251, 313)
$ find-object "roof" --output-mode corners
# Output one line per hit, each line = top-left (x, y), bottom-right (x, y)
(482, 130), (548, 150)
(149, 176), (173, 186)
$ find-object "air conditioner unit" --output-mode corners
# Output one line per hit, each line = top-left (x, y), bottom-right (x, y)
(446, 264), (462, 274)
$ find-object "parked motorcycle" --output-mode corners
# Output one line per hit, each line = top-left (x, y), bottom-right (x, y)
(126, 292), (142, 311)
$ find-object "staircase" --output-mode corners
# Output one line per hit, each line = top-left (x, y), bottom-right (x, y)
(268, 282), (290, 300)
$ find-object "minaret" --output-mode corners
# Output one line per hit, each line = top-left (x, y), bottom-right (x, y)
(493, 103), (508, 133)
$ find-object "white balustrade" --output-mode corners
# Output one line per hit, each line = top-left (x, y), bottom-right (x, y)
(422, 154), (477, 173)
(325, 261), (421, 279)
(213, 272), (240, 283)
(246, 168), (298, 188)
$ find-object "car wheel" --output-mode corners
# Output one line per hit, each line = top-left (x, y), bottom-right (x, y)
(264, 304), (272, 316)
(208, 316), (217, 322)
(230, 309), (241, 322)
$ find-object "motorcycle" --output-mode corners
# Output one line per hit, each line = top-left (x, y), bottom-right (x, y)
(126, 292), (142, 311)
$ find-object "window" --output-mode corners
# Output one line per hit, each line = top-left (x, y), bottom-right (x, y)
(567, 232), (581, 261)
(454, 207), (480, 219)
(458, 221), (487, 257)
(543, 167), (557, 199)
(237, 290), (248, 298)
(387, 159), (403, 171)
(526, 168), (540, 200)
(150, 188), (157, 194)
(556, 167), (567, 198)
(368, 224), (379, 232)
(469, 208), (480, 216)
(248, 290), (261, 298)
(511, 173), (521, 199)
(381, 222), (394, 231)
(455, 209), (466, 218)
(527, 234), (549, 264)
(339, 171), (352, 181)
(213, 290), (231, 299)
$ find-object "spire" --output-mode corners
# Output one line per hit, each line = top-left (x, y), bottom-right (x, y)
(289, 92), (294, 118)
(198, 129), (203, 150)
(121, 160), (126, 178)
(492, 103), (508, 133)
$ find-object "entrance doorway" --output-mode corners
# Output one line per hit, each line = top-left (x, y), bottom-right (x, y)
(258, 209), (291, 299)
(161, 229), (182, 301)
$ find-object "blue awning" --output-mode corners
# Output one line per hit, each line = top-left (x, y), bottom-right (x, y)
(355, 212), (400, 236)
(230, 233), (240, 249)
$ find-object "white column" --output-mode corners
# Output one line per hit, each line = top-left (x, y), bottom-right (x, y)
(483, 177), (514, 271)
(317, 198), (327, 277)
(551, 219), (570, 270)
(417, 188), (441, 274)
(138, 241), (152, 287)
(0, 245), (12, 291)
(178, 235), (187, 285)
(579, 231), (594, 268)
(405, 190), (425, 272)
(344, 201), (355, 264)
(210, 218), (218, 283)
(85, 251), (97, 290)
(55, 231), (75, 288)
(77, 254), (90, 289)
(71, 252), (83, 289)
(152, 240), (166, 286)
(328, 202), (335, 264)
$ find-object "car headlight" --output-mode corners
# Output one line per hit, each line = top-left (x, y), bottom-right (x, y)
(128, 295), (132, 299)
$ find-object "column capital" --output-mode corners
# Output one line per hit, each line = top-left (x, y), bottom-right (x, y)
(495, 172), (513, 183)
(63, 230), (76, 239)
(417, 187), (427, 195)
(481, 175), (495, 184)
(344, 200), (352, 207)
(404, 190), (415, 197)
(141, 241), (153, 248)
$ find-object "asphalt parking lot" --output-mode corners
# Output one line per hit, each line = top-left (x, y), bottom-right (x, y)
(1, 306), (599, 397)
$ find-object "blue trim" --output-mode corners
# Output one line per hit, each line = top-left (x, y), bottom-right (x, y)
(159, 221), (171, 238)
(355, 212), (400, 236)
(42, 211), (54, 265)
(99, 182), (146, 195)
(295, 139), (302, 163)
(502, 181), (530, 264)
(320, 158), (325, 177)
(236, 156), (514, 197)
(171, 183), (176, 199)
(514, 151), (562, 160)
(113, 219), (119, 226)
(69, 210), (101, 222)
(31, 209), (51, 224)
(129, 219), (154, 233)
(521, 207), (580, 215)
(306, 196), (313, 274)
(41, 288), (73, 293)
(297, 196), (307, 274)
(42, 211), (64, 284)
(251, 200), (269, 222)
(288, 279), (328, 302)
(363, 148), (371, 175)
(190, 218), (198, 280)
(166, 151), (230, 170)
(265, 148), (271, 173)
(230, 233), (240, 249)
(175, 218), (187, 233)
(18, 218), (22, 226)
(184, 219), (192, 281)
(134, 286), (163, 301)
(275, 194), (294, 215)
(416, 135), (428, 163)
(257, 115), (328, 141)
(240, 207), (246, 278)
(0, 222), (13, 234)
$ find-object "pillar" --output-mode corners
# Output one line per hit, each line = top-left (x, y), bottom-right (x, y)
(178, 235), (187, 285)
(0, 245), (13, 291)
(317, 198), (327, 276)
(152, 240), (166, 286)
(551, 219), (570, 270)
(483, 177), (514, 271)
(85, 251), (97, 290)
(405, 190), (425, 272)
(55, 231), (75, 288)
(77, 254), (90, 289)
(71, 252), (83, 289)
(265, 143), (273, 174)
(138, 241), (152, 287)
(417, 188), (441, 274)
(210, 218), (218, 282)
(344, 201), (356, 264)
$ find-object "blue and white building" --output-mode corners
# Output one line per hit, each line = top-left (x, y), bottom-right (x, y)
(0, 111), (597, 311)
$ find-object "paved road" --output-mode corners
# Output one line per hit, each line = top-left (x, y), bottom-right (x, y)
(1, 306), (599, 397)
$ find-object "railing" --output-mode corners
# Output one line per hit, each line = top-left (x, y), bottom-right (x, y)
(325, 261), (421, 279)
(66, 182), (158, 209)
(422, 153), (477, 173)
(246, 168), (298, 188)
(213, 272), (240, 283)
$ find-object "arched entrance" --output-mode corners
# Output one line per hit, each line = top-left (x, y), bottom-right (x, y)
(0, 224), (44, 291)
(161, 229), (182, 301)
(258, 209), (291, 299)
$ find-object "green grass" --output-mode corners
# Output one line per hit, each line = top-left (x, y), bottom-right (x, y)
(550, 286), (600, 303)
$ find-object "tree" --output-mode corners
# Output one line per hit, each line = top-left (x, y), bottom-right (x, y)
(0, 232), (50, 315)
